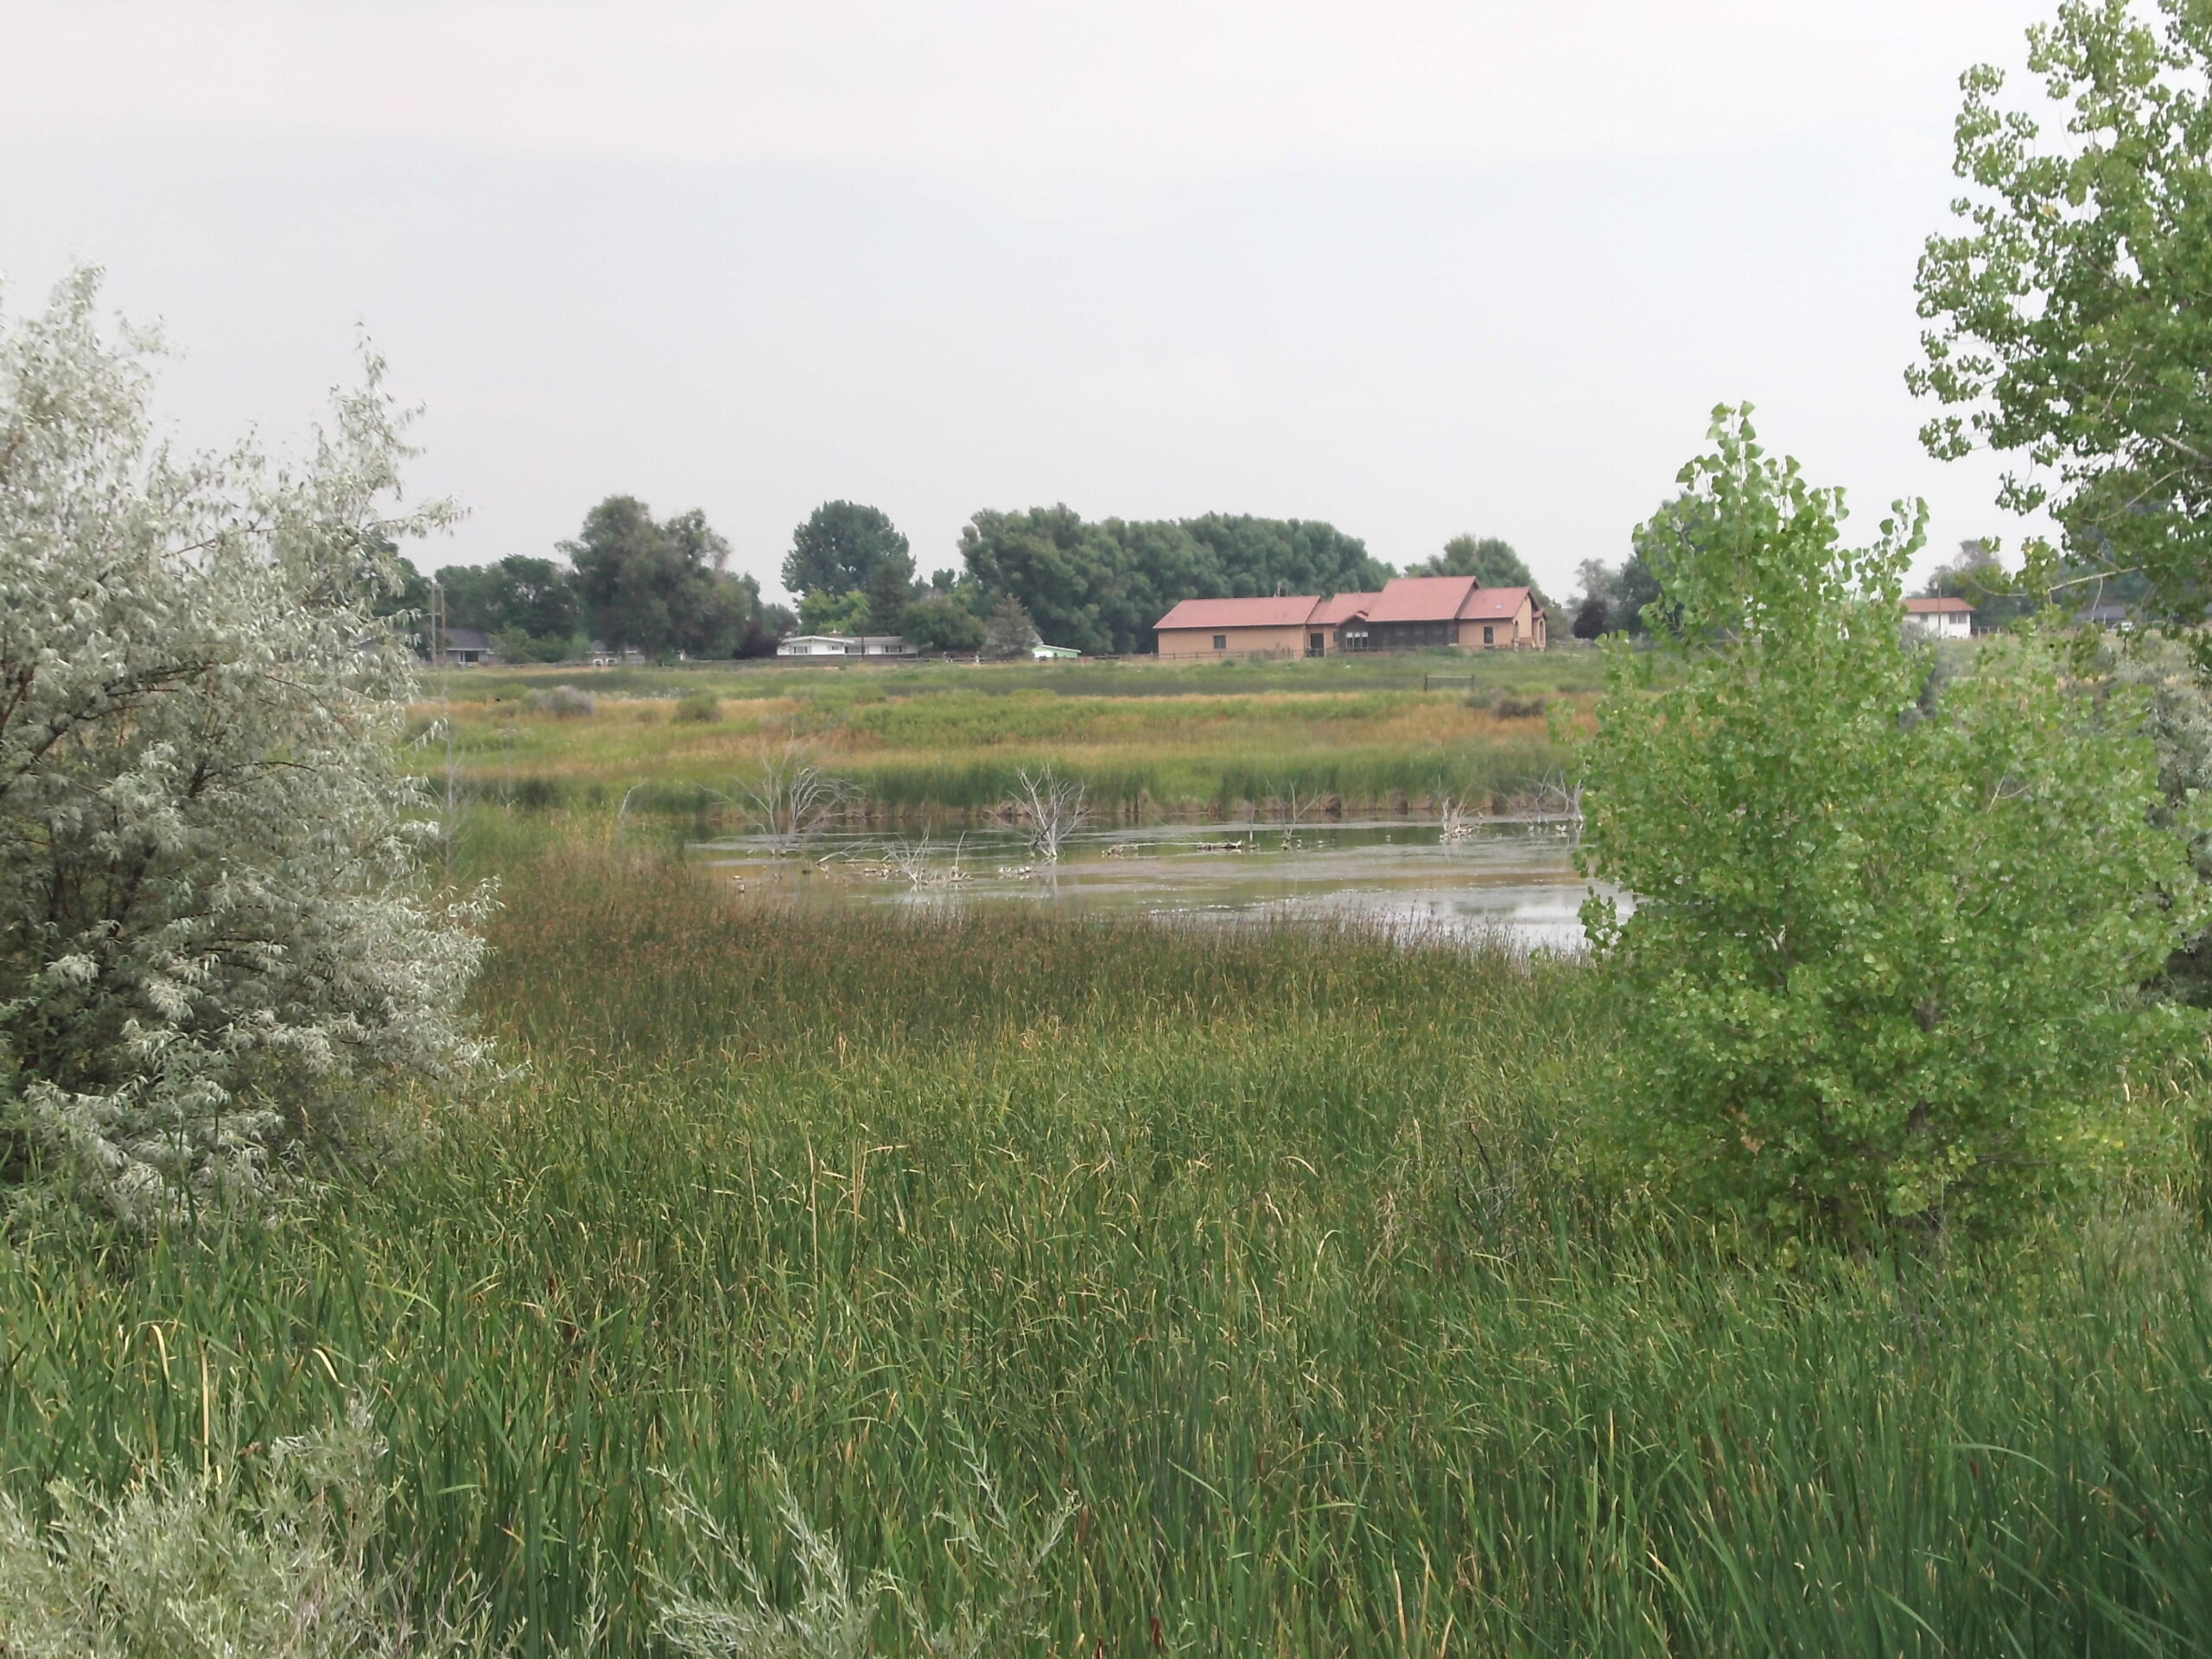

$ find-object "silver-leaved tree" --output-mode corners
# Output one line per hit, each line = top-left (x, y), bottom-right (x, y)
(0, 269), (491, 1224)
(1579, 407), (2204, 1247)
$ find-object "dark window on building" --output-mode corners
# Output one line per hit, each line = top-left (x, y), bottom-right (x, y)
(1483, 626), (1495, 645)
(1212, 633), (1227, 650)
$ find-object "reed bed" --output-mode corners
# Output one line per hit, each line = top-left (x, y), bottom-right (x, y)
(413, 680), (1577, 823)
(3, 855), (2210, 1655)
(429, 652), (1613, 707)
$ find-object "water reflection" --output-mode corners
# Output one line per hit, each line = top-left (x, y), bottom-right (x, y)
(695, 819), (1618, 951)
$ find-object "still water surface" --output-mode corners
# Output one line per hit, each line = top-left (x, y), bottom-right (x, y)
(695, 820), (1614, 951)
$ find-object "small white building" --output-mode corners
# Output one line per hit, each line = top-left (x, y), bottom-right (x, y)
(1904, 596), (1974, 639)
(1031, 643), (1080, 660)
(776, 634), (917, 658)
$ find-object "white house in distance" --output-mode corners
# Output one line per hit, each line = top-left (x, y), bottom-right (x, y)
(777, 633), (917, 659)
(1031, 643), (1080, 660)
(1904, 596), (1974, 639)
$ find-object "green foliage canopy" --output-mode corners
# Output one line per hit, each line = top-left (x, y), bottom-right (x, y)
(432, 555), (583, 659)
(864, 556), (916, 638)
(782, 501), (912, 599)
(982, 594), (1039, 660)
(1569, 553), (1663, 637)
(899, 593), (987, 655)
(1912, 0), (2212, 621)
(796, 588), (872, 636)
(563, 498), (769, 658)
(1580, 408), (2202, 1245)
(958, 507), (1389, 655)
(1412, 535), (1550, 607)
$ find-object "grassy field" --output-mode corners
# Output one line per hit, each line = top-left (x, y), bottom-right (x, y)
(412, 652), (1598, 825)
(4, 849), (2212, 1654)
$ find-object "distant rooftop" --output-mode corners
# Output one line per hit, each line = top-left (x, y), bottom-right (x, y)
(1154, 595), (1323, 631)
(1154, 578), (1543, 634)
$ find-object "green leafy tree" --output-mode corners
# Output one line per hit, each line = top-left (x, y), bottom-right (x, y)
(1580, 407), (2202, 1246)
(1412, 535), (1550, 607)
(1918, 539), (2007, 606)
(1917, 537), (2061, 632)
(900, 593), (986, 655)
(754, 599), (798, 646)
(982, 594), (1039, 660)
(864, 557), (916, 637)
(1568, 553), (1664, 637)
(783, 501), (912, 600)
(959, 507), (1125, 656)
(1911, 0), (2212, 622)
(432, 555), (583, 660)
(958, 507), (1387, 654)
(563, 498), (758, 658)
(1177, 513), (1392, 599)
(797, 588), (872, 635)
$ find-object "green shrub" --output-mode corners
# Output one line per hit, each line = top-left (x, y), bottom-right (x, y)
(1579, 408), (2205, 1246)
(672, 693), (723, 724)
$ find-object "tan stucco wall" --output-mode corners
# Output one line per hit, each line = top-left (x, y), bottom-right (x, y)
(1157, 623), (1318, 660)
(1459, 596), (1543, 650)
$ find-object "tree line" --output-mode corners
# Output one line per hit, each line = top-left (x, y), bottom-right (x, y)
(411, 495), (1557, 661)
(788, 508), (1558, 658)
(393, 497), (793, 663)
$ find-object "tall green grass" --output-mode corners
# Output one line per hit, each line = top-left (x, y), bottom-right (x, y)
(415, 675), (1577, 822)
(430, 651), (1612, 706)
(3, 855), (2210, 1654)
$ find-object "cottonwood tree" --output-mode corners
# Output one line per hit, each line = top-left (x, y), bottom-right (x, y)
(782, 500), (912, 600)
(1567, 553), (1662, 638)
(899, 593), (986, 655)
(1410, 535), (1550, 607)
(957, 507), (1389, 657)
(1579, 407), (2202, 1247)
(564, 498), (766, 659)
(0, 270), (491, 1224)
(1911, 0), (2212, 622)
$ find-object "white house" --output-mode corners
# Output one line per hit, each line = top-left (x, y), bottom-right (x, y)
(1031, 643), (1080, 660)
(1904, 596), (1974, 639)
(776, 634), (916, 658)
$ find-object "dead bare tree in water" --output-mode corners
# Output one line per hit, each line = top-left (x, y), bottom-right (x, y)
(726, 741), (855, 859)
(1438, 791), (1481, 842)
(1268, 777), (1323, 848)
(1009, 766), (1088, 863)
(1516, 771), (1585, 836)
(880, 832), (973, 887)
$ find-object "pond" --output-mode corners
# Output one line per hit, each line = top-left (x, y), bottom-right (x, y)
(693, 819), (1618, 951)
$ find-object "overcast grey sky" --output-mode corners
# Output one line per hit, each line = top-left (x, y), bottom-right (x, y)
(2, 1), (2056, 604)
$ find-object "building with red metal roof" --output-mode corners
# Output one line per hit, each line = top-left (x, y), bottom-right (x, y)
(1154, 577), (1546, 659)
